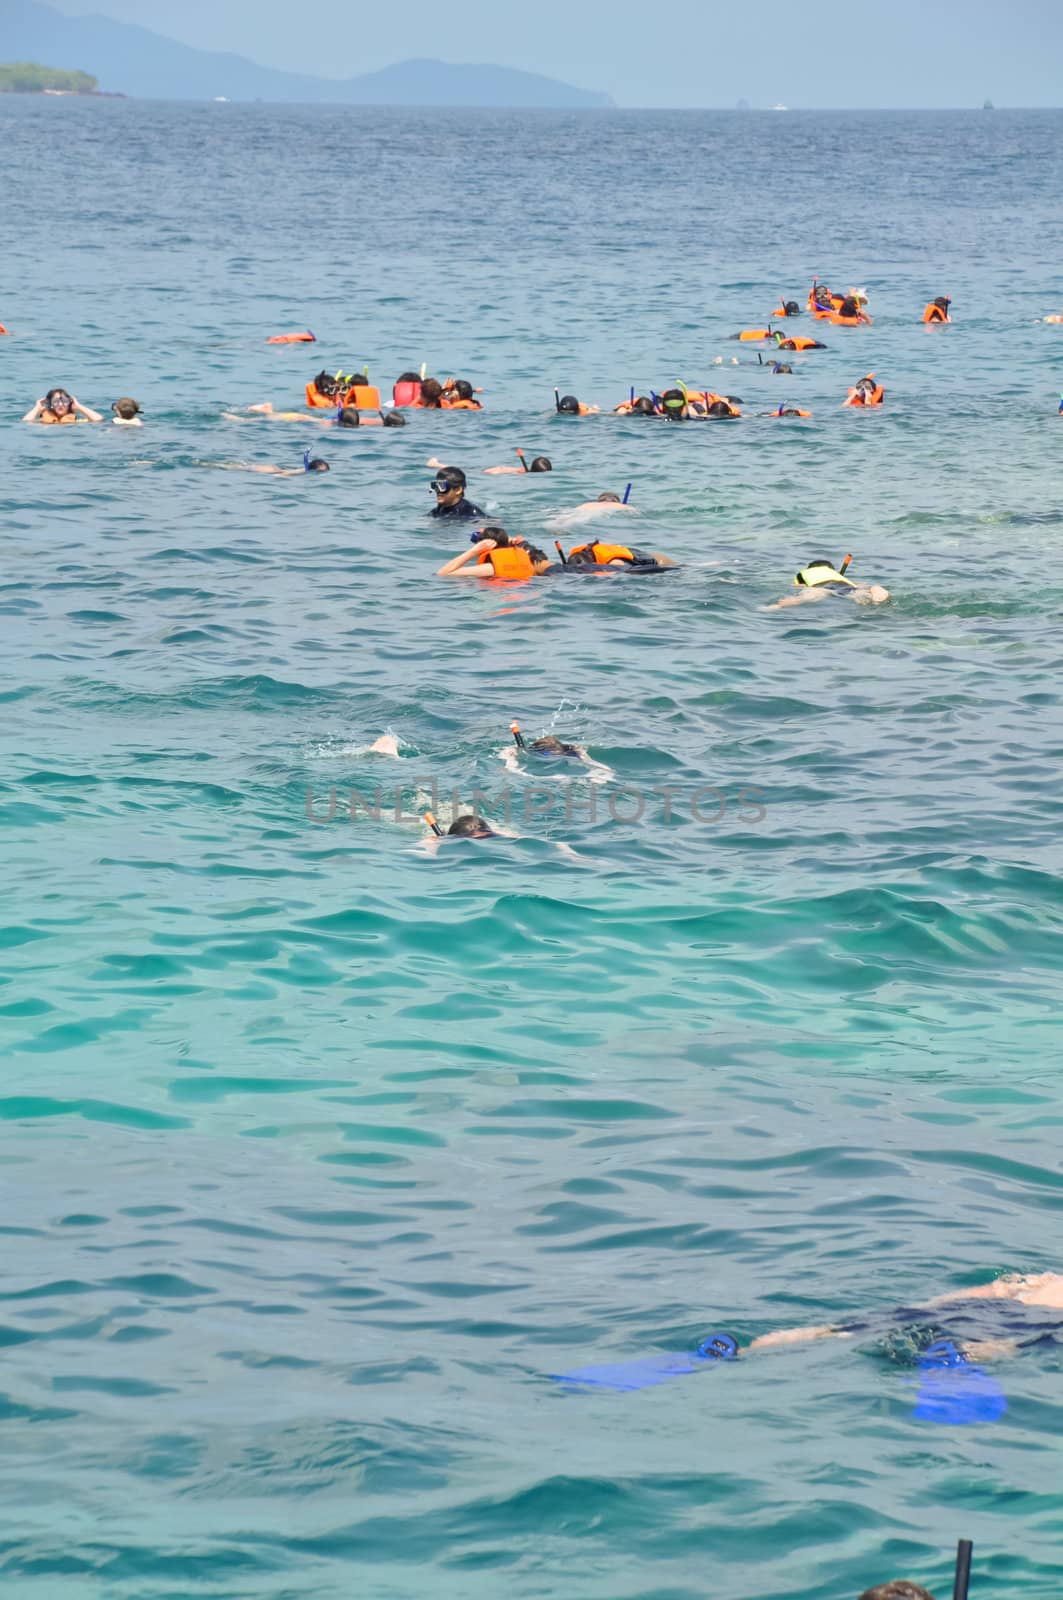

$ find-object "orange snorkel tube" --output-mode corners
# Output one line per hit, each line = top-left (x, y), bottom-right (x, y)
(423, 812), (443, 837)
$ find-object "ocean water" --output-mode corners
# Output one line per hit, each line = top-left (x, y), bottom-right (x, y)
(2, 99), (1063, 1599)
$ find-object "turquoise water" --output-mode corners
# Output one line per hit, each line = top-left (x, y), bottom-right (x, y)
(3, 99), (1063, 1597)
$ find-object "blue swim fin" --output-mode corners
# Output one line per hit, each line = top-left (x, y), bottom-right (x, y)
(553, 1333), (737, 1392)
(911, 1340), (1007, 1425)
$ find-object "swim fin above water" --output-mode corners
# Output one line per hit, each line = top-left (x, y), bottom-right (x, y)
(553, 1333), (737, 1392)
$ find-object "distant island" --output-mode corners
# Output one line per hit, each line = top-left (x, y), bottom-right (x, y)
(1, 0), (613, 107)
(0, 61), (98, 93)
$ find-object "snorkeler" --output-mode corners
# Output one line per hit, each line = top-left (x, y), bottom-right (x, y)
(556, 393), (599, 416)
(502, 720), (614, 780)
(561, 536), (676, 572)
(767, 558), (889, 607)
(441, 378), (484, 410)
(210, 453), (330, 476)
(437, 528), (553, 580)
(111, 398), (143, 426)
(923, 296), (952, 323)
(771, 299), (802, 317)
(428, 452), (551, 477)
(614, 395), (660, 416)
(23, 389), (103, 424)
(429, 465), (486, 520)
(775, 333), (827, 352)
(843, 373), (885, 407)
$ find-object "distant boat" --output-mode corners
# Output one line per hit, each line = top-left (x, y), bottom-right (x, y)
(773, 103), (787, 111)
(213, 96), (230, 103)
(983, 98), (994, 110)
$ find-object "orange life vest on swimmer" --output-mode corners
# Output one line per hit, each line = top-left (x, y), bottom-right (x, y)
(305, 382), (337, 409)
(345, 384), (381, 410)
(40, 409), (77, 424)
(568, 541), (636, 565)
(477, 545), (535, 580)
(267, 331), (315, 344)
(923, 301), (950, 323)
(445, 398), (483, 410)
(778, 336), (822, 351)
(845, 376), (884, 407)
(736, 328), (774, 342)
(829, 313), (867, 326)
(0, 323), (8, 336)
(392, 379), (422, 407)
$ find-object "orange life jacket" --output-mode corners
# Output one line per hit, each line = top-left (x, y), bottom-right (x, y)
(40, 410), (77, 424)
(778, 336), (822, 351)
(445, 398), (482, 410)
(569, 541), (635, 565)
(0, 323), (8, 335)
(305, 383), (336, 409)
(845, 379), (884, 407)
(923, 302), (949, 323)
(477, 546), (535, 580)
(774, 408), (812, 418)
(736, 328), (774, 341)
(346, 384), (381, 411)
(829, 313), (867, 326)
(267, 331), (315, 344)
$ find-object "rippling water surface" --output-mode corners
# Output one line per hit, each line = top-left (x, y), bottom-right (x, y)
(2, 100), (1063, 1599)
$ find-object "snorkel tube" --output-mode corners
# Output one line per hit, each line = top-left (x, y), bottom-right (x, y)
(554, 388), (562, 414)
(510, 720), (527, 750)
(953, 1539), (972, 1600)
(423, 812), (443, 837)
(554, 540), (568, 565)
(839, 554), (853, 574)
(622, 483), (632, 505)
(517, 448), (529, 472)
(303, 448), (312, 472)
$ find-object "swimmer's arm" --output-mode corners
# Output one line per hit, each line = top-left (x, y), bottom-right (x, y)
(70, 397), (103, 422)
(426, 457), (445, 468)
(746, 1323), (850, 1353)
(222, 412), (257, 422)
(437, 541), (496, 577)
(247, 402), (275, 413)
(765, 589), (827, 610)
(22, 399), (44, 422)
(483, 465), (523, 475)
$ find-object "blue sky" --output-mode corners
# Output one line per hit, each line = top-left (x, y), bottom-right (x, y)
(50, 0), (1063, 106)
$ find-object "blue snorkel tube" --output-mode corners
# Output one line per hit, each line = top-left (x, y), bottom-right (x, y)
(303, 448), (312, 472)
(622, 483), (632, 504)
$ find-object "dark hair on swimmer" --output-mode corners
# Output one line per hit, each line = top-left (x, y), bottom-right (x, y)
(453, 379), (474, 401)
(421, 378), (444, 407)
(383, 410), (406, 427)
(312, 370), (339, 397)
(530, 735), (580, 757)
(338, 407), (360, 427)
(396, 371), (420, 384)
(772, 362), (793, 375)
(306, 458), (330, 472)
(631, 396), (656, 415)
(839, 296), (859, 317)
(46, 388), (72, 408)
(783, 300), (800, 315)
(524, 543), (549, 567)
(112, 396), (141, 419)
(596, 491), (621, 503)
(529, 456), (552, 471)
(707, 400), (732, 416)
(661, 388), (687, 419)
(447, 814), (495, 838)
(858, 1584), (936, 1600)
(481, 525), (510, 544)
(558, 395), (581, 414)
(437, 465), (466, 489)
(933, 296), (950, 311)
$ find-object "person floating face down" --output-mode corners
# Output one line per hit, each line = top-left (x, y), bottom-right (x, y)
(436, 526), (554, 580)
(429, 465), (486, 519)
(557, 394), (599, 416)
(768, 558), (889, 607)
(614, 394), (660, 416)
(562, 528), (677, 572)
(660, 387), (740, 419)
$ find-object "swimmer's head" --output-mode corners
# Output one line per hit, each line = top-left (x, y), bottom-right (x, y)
(45, 388), (72, 413)
(772, 362), (793, 375)
(420, 378), (444, 407)
(479, 524), (511, 545)
(631, 396), (657, 416)
(112, 396), (141, 420)
(453, 379), (475, 401)
(432, 465), (466, 505)
(305, 457), (330, 472)
(596, 492), (622, 503)
(312, 369), (339, 398)
(838, 296), (860, 317)
(383, 409), (406, 427)
(447, 814), (496, 839)
(933, 295), (951, 311)
(661, 389), (687, 420)
(707, 399), (733, 417)
(529, 456), (552, 472)
(782, 300), (800, 316)
(338, 406), (360, 428)
(557, 395), (581, 415)
(529, 734), (581, 758)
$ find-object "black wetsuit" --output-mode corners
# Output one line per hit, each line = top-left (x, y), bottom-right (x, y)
(431, 497), (485, 521)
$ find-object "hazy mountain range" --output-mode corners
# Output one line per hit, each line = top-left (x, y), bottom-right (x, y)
(0, 0), (613, 105)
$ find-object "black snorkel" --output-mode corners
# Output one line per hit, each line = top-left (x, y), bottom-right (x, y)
(510, 720), (527, 750)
